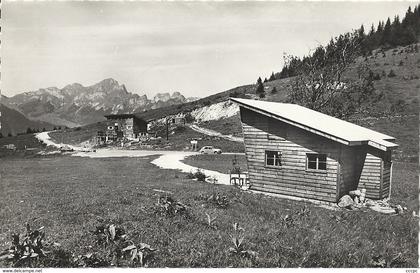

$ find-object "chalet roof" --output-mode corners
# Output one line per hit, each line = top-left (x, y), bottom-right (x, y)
(230, 98), (398, 151)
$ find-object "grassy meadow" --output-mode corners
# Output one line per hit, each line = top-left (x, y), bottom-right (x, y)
(0, 155), (417, 267)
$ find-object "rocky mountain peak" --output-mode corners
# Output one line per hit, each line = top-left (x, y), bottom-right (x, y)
(3, 78), (198, 127)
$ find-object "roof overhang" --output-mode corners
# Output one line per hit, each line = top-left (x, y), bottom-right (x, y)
(230, 98), (398, 152)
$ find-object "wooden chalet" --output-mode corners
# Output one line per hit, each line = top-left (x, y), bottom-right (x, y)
(231, 98), (398, 202)
(104, 114), (148, 140)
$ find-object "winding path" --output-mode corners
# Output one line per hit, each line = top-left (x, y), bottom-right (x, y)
(35, 132), (84, 151)
(73, 149), (232, 185)
(36, 131), (232, 185)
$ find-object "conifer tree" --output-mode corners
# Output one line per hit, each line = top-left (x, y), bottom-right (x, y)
(382, 18), (392, 45)
(269, 72), (275, 81)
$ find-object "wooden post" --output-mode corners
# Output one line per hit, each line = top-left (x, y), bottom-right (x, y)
(166, 118), (169, 141)
(388, 161), (393, 200)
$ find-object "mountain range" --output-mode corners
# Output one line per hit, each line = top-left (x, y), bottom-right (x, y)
(1, 78), (198, 130)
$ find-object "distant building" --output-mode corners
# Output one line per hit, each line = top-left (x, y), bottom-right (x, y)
(231, 98), (398, 202)
(170, 116), (186, 125)
(104, 114), (148, 141)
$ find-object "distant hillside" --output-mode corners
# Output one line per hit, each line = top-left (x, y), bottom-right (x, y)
(3, 78), (198, 127)
(0, 104), (54, 136)
(272, 4), (420, 81)
(48, 43), (418, 163)
(135, 42), (418, 122)
(40, 6), (418, 163)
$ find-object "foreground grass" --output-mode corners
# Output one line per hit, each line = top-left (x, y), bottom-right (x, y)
(0, 156), (417, 267)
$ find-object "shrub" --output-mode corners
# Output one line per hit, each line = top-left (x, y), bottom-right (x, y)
(187, 169), (207, 182)
(229, 91), (247, 99)
(231, 155), (242, 174)
(0, 224), (47, 267)
(229, 91), (240, 98)
(271, 87), (278, 94)
(173, 125), (186, 134)
(204, 212), (218, 229)
(227, 223), (257, 259)
(76, 223), (156, 267)
(195, 192), (229, 209)
(184, 113), (195, 123)
(153, 195), (189, 217)
(0, 223), (71, 267)
(388, 70), (397, 77)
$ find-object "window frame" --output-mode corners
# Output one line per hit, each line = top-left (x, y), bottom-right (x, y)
(305, 153), (328, 172)
(264, 150), (282, 168)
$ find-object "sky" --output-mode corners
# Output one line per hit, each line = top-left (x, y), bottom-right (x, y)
(1, 1), (415, 98)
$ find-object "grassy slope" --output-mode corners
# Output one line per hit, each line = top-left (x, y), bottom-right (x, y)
(48, 44), (418, 157)
(354, 115), (418, 162)
(0, 134), (50, 158)
(0, 104), (55, 136)
(0, 156), (417, 267)
(196, 44), (420, 162)
(152, 125), (244, 153)
(135, 78), (292, 122)
(198, 114), (244, 138)
(49, 122), (106, 145)
(348, 45), (419, 116)
(137, 44), (419, 123)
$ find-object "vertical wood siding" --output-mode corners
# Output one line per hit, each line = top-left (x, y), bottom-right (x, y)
(240, 107), (392, 202)
(241, 108), (340, 202)
(357, 153), (382, 199)
(381, 161), (392, 198)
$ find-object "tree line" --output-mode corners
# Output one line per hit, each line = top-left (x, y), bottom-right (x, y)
(268, 5), (420, 81)
(252, 5), (419, 119)
(0, 126), (64, 138)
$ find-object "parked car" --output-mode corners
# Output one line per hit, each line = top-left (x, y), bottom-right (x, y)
(199, 146), (222, 154)
(60, 145), (74, 152)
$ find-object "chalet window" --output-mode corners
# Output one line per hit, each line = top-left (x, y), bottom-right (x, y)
(265, 151), (282, 167)
(306, 153), (327, 171)
(126, 125), (132, 130)
(107, 126), (114, 130)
